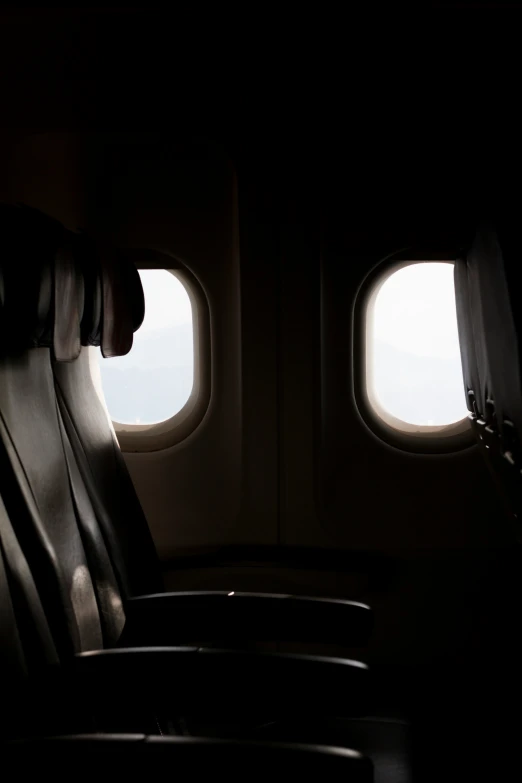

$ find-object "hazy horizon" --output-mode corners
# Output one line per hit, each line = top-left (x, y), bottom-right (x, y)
(99, 264), (467, 428)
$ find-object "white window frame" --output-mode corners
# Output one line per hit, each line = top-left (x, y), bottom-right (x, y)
(109, 251), (211, 453)
(353, 252), (473, 454)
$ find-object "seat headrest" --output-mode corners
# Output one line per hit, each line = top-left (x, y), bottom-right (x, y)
(53, 232), (84, 362)
(0, 205), (141, 361)
(0, 205), (84, 362)
(78, 241), (145, 358)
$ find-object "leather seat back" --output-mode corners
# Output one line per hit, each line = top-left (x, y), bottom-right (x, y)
(53, 241), (162, 600)
(0, 206), (125, 658)
(455, 221), (522, 527)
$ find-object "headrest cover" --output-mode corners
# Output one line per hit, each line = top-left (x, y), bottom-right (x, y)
(53, 231), (84, 363)
(79, 244), (145, 358)
(77, 235), (103, 348)
(0, 205), (142, 360)
(0, 206), (84, 362)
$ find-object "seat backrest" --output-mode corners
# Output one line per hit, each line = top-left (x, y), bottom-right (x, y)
(52, 240), (162, 600)
(0, 206), (126, 658)
(455, 221), (522, 527)
(469, 222), (522, 439)
(0, 530), (41, 738)
(454, 257), (482, 420)
(0, 419), (63, 738)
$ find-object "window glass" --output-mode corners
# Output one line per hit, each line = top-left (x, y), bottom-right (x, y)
(368, 262), (466, 427)
(99, 269), (194, 425)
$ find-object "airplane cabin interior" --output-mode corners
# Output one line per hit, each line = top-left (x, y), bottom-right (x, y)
(0, 7), (519, 782)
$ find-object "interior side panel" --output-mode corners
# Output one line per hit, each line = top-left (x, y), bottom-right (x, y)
(1, 131), (518, 773)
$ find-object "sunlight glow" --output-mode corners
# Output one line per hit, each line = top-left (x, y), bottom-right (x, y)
(139, 270), (192, 331)
(369, 263), (467, 427)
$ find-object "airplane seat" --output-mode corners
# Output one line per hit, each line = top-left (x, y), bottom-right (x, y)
(52, 230), (373, 650)
(0, 203), (372, 662)
(0, 513), (373, 776)
(0, 204), (411, 778)
(0, 205), (375, 732)
(0, 206), (126, 659)
(0, 439), (376, 781)
(455, 222), (522, 528)
(52, 238), (163, 600)
(453, 251), (502, 489)
(53, 237), (162, 600)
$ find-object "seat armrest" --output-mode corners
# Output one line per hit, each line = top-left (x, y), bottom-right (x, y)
(120, 591), (373, 647)
(71, 646), (370, 720)
(3, 735), (372, 780)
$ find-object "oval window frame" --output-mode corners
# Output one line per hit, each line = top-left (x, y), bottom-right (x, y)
(106, 249), (211, 453)
(353, 250), (473, 454)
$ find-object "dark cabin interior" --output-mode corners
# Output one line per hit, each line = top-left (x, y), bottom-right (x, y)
(0, 7), (520, 782)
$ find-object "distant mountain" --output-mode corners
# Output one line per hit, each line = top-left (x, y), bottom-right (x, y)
(372, 339), (466, 425)
(98, 329), (467, 427)
(101, 324), (194, 371)
(98, 324), (194, 423)
(100, 364), (193, 424)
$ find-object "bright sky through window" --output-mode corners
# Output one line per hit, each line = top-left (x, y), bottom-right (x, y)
(138, 270), (192, 332)
(369, 263), (467, 427)
(99, 270), (194, 425)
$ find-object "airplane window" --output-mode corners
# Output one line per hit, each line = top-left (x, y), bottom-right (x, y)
(367, 262), (467, 430)
(99, 269), (194, 425)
